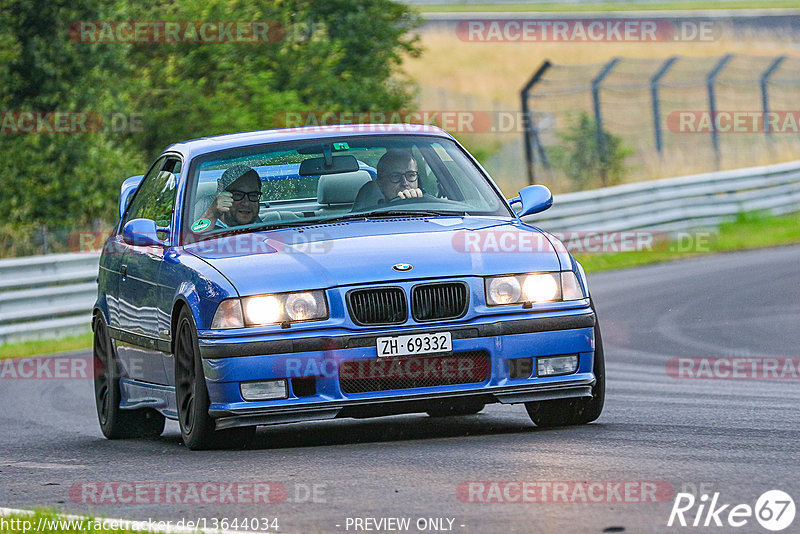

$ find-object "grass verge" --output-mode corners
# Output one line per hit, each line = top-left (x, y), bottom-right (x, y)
(0, 331), (93, 360)
(575, 211), (800, 273)
(421, 1), (800, 12)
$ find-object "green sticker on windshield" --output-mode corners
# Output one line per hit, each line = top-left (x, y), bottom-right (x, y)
(191, 218), (211, 232)
(332, 142), (349, 151)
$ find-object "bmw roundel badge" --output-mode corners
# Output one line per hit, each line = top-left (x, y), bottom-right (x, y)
(393, 263), (413, 272)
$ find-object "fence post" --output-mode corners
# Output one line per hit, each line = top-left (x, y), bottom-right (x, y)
(761, 55), (786, 140)
(520, 60), (551, 185)
(706, 54), (734, 170)
(650, 56), (679, 156)
(592, 57), (620, 186)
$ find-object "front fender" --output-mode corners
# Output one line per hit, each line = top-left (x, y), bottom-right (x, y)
(164, 249), (239, 334)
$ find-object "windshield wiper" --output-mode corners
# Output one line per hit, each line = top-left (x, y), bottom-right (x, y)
(320, 210), (466, 224)
(200, 220), (309, 240)
(368, 209), (467, 217)
(194, 210), (468, 240)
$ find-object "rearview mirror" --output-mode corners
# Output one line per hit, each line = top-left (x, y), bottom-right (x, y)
(119, 175), (144, 219)
(509, 185), (553, 218)
(121, 218), (165, 247)
(299, 155), (359, 176)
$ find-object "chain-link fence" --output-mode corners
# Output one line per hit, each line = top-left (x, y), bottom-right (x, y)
(523, 54), (800, 191)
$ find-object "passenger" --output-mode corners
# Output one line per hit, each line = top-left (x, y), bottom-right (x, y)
(352, 150), (423, 211)
(201, 166), (263, 229)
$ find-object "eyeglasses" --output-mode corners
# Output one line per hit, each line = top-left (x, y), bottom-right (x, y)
(228, 190), (262, 202)
(383, 171), (419, 184)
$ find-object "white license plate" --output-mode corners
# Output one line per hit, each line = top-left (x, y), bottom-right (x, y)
(376, 332), (452, 358)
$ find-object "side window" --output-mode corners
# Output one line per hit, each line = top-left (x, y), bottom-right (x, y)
(123, 157), (180, 233)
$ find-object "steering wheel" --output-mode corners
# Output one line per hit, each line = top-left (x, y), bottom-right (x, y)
(387, 192), (439, 205)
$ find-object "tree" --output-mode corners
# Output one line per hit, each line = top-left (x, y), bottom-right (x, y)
(0, 0), (422, 255)
(0, 0), (141, 255)
(120, 0), (422, 156)
(550, 112), (632, 190)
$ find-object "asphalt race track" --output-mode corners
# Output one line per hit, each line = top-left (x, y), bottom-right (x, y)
(1, 246), (798, 533)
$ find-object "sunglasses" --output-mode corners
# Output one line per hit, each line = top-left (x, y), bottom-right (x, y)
(227, 190), (262, 202)
(383, 171), (419, 184)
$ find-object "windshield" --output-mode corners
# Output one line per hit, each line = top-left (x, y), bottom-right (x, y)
(182, 135), (512, 240)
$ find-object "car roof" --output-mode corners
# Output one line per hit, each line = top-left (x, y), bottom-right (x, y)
(163, 124), (455, 160)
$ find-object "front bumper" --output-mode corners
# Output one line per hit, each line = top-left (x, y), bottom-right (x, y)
(199, 309), (597, 430)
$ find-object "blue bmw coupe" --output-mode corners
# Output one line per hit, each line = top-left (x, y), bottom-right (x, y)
(93, 124), (604, 450)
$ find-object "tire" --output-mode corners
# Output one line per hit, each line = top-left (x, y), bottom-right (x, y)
(174, 308), (255, 450)
(525, 303), (605, 427)
(427, 400), (485, 417)
(93, 315), (165, 439)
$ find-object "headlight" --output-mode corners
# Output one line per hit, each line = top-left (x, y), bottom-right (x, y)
(212, 290), (328, 329)
(485, 272), (585, 306)
(522, 273), (560, 302)
(242, 290), (328, 326)
(487, 276), (521, 305)
(285, 292), (324, 321)
(243, 295), (283, 325)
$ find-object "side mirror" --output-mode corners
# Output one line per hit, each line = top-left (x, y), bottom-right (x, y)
(121, 218), (165, 247)
(509, 185), (553, 218)
(119, 175), (144, 219)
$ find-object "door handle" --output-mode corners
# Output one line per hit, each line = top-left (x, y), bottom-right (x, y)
(120, 264), (127, 278)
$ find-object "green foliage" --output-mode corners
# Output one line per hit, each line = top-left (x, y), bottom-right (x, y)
(549, 112), (632, 190)
(119, 0), (422, 156)
(0, 0), (422, 256)
(0, 0), (141, 255)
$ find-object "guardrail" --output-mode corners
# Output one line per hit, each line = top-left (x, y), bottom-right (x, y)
(1, 160), (799, 345)
(0, 253), (100, 345)
(523, 160), (800, 233)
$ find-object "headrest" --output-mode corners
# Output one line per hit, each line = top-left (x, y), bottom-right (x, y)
(316, 170), (372, 205)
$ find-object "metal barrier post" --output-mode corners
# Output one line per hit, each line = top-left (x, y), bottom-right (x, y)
(592, 58), (620, 186)
(706, 54), (734, 170)
(761, 56), (786, 140)
(521, 60), (551, 185)
(651, 56), (679, 156)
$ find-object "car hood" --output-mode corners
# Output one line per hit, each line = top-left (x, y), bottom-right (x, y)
(183, 217), (562, 296)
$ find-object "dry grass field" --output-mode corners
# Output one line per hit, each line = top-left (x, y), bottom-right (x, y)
(404, 26), (800, 106)
(403, 25), (800, 193)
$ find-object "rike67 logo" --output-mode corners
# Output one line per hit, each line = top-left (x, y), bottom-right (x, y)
(668, 490), (795, 531)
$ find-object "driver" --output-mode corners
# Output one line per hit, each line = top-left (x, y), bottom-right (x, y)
(200, 165), (263, 229)
(352, 150), (423, 210)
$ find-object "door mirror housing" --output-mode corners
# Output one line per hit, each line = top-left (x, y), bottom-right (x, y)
(509, 185), (553, 218)
(121, 218), (165, 247)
